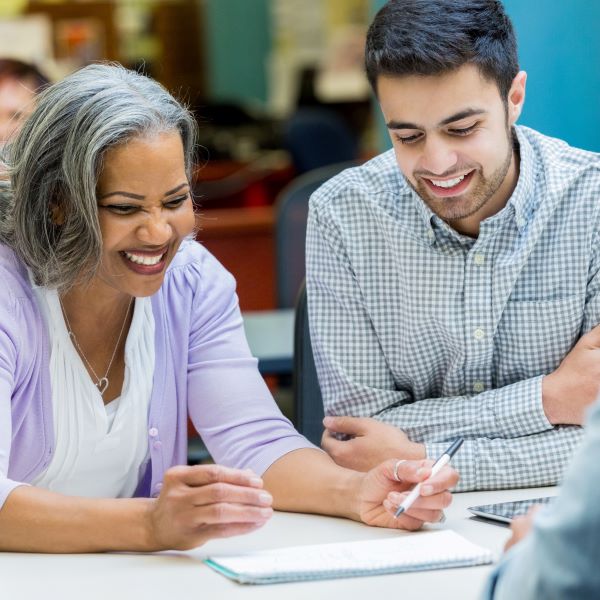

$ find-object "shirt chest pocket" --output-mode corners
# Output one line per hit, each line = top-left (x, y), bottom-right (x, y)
(493, 294), (583, 383)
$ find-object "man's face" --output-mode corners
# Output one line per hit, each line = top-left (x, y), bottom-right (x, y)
(0, 77), (37, 143)
(377, 64), (525, 235)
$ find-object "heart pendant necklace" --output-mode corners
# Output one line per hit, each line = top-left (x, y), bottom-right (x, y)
(61, 297), (133, 397)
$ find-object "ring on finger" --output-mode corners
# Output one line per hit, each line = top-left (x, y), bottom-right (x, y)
(393, 459), (407, 483)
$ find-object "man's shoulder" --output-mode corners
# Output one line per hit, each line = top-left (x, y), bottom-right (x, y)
(519, 126), (600, 189)
(309, 149), (408, 214)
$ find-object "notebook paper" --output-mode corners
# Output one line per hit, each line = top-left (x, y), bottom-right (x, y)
(205, 530), (494, 584)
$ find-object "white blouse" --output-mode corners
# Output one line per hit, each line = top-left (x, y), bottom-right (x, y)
(30, 284), (155, 498)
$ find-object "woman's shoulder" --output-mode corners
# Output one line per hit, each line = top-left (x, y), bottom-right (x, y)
(161, 238), (237, 303)
(0, 244), (31, 303)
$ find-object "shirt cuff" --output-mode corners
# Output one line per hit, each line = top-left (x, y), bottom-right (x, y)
(425, 439), (476, 492)
(493, 375), (553, 437)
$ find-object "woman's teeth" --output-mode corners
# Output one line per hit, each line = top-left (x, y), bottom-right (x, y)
(123, 251), (164, 266)
(429, 174), (466, 188)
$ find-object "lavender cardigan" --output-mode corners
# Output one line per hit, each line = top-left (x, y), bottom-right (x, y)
(0, 239), (312, 508)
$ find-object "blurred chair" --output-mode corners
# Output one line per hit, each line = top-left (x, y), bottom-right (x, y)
(293, 282), (324, 446)
(275, 161), (357, 308)
(284, 107), (359, 174)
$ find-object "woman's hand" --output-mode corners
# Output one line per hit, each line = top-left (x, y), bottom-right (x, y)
(146, 464), (273, 551)
(355, 458), (458, 530)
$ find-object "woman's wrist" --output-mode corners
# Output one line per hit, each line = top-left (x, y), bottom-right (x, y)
(333, 468), (366, 522)
(140, 497), (163, 552)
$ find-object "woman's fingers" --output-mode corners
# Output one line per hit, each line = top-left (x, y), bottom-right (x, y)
(388, 490), (452, 511)
(200, 520), (269, 541)
(188, 481), (273, 509)
(383, 490), (451, 523)
(186, 502), (273, 527)
(166, 464), (264, 489)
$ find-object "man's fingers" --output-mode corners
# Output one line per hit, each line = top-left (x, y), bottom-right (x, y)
(322, 415), (368, 435)
(165, 464), (263, 489)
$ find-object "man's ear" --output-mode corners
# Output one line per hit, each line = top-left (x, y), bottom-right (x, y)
(507, 71), (527, 126)
(49, 203), (65, 226)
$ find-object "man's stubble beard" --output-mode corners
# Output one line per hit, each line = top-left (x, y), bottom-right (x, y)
(405, 127), (514, 224)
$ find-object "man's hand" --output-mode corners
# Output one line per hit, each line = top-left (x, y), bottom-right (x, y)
(355, 458), (457, 530)
(321, 416), (426, 472)
(504, 506), (540, 551)
(543, 324), (600, 425)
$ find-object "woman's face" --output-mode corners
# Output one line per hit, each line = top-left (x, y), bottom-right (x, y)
(94, 131), (195, 298)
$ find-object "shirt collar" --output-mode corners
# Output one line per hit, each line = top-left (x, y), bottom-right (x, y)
(507, 126), (538, 233)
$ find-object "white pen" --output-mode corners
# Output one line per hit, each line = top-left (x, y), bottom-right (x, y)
(394, 437), (464, 518)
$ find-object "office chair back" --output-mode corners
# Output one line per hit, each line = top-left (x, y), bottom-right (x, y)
(275, 161), (357, 308)
(293, 283), (325, 446)
(284, 107), (358, 174)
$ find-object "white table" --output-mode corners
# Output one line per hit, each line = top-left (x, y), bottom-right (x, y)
(242, 309), (295, 375)
(1, 486), (555, 600)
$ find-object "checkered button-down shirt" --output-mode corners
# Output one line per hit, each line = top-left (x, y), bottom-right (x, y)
(306, 126), (600, 491)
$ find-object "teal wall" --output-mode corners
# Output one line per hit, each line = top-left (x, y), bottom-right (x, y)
(203, 1), (600, 150)
(504, 0), (600, 151)
(204, 0), (271, 106)
(372, 0), (600, 152)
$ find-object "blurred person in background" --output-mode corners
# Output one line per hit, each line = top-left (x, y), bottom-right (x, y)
(0, 58), (49, 145)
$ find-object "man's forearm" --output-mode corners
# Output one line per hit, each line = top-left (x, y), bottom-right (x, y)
(364, 375), (551, 442)
(425, 426), (583, 491)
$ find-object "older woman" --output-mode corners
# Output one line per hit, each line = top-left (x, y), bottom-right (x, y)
(0, 64), (457, 553)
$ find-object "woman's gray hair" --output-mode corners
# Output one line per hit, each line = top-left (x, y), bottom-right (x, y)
(0, 63), (197, 289)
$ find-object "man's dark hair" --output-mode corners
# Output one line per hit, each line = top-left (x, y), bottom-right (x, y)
(0, 58), (50, 91)
(365, 0), (519, 100)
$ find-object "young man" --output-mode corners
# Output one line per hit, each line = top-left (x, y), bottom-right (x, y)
(306, 0), (600, 490)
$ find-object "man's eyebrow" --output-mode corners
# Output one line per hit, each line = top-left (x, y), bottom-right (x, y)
(386, 108), (487, 131)
(98, 183), (189, 201)
(438, 108), (487, 126)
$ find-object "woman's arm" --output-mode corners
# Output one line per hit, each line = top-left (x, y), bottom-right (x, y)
(263, 448), (457, 530)
(0, 464), (273, 553)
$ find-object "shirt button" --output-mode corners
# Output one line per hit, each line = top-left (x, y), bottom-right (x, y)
(473, 381), (485, 392)
(473, 253), (485, 265)
(149, 427), (158, 438)
(156, 483), (163, 492)
(153, 440), (163, 451)
(427, 230), (435, 241)
(474, 328), (485, 340)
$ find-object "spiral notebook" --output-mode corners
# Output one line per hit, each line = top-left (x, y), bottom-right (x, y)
(205, 530), (494, 585)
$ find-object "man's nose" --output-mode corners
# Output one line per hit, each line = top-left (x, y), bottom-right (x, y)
(420, 137), (458, 176)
